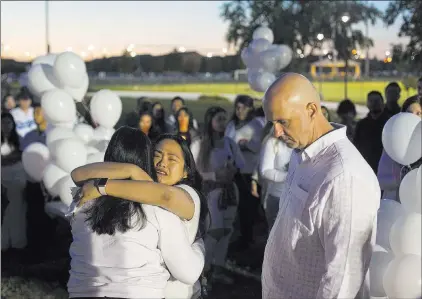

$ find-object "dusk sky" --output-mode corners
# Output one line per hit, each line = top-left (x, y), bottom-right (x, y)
(1, 1), (408, 61)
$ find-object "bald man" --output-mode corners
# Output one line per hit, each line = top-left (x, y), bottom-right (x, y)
(261, 73), (380, 299)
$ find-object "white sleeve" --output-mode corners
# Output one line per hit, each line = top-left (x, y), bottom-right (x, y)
(224, 121), (236, 140)
(155, 207), (205, 285)
(316, 174), (377, 299)
(190, 140), (216, 181)
(259, 138), (288, 183)
(227, 138), (245, 170)
(245, 119), (264, 154)
(177, 184), (201, 244)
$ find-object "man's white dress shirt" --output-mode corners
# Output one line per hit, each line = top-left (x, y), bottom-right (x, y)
(262, 124), (380, 299)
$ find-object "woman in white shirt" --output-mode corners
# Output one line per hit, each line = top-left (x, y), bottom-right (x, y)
(70, 131), (207, 299)
(225, 95), (264, 249)
(258, 127), (293, 230)
(1, 112), (27, 250)
(190, 106), (245, 285)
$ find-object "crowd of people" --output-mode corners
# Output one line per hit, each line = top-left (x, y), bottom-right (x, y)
(1, 76), (421, 298)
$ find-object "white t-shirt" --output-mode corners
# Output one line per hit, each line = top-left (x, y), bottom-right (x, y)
(68, 184), (204, 299)
(190, 136), (245, 181)
(10, 107), (37, 139)
(225, 118), (264, 174)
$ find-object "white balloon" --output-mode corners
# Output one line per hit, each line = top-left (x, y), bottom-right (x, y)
(241, 47), (250, 67)
(46, 126), (76, 149)
(250, 38), (271, 54)
(43, 163), (68, 197)
(249, 71), (276, 92)
(382, 113), (422, 165)
(64, 72), (89, 102)
(278, 45), (293, 69)
(57, 175), (76, 206)
(258, 49), (279, 73)
(54, 52), (87, 88)
(86, 146), (100, 155)
(383, 254), (422, 299)
(252, 26), (274, 44)
(74, 123), (94, 144)
(376, 199), (406, 251)
(55, 121), (75, 129)
(400, 166), (422, 214)
(247, 70), (262, 92)
(389, 212), (421, 256)
(54, 138), (87, 173)
(93, 126), (115, 141)
(41, 89), (76, 124)
(90, 90), (122, 129)
(32, 54), (57, 67)
(369, 249), (394, 297)
(86, 152), (105, 164)
(22, 142), (50, 182)
(27, 64), (61, 98)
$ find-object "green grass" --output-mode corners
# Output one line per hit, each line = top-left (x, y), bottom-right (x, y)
(92, 81), (417, 105)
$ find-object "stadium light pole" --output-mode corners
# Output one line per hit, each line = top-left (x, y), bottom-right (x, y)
(46, 1), (50, 54)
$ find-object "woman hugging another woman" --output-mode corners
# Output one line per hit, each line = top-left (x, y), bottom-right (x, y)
(68, 128), (207, 299)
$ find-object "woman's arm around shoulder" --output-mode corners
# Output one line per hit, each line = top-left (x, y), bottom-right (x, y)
(155, 206), (205, 285)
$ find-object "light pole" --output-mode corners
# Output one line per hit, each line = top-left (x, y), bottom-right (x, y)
(45, 1), (50, 54)
(317, 33), (324, 93)
(342, 14), (350, 99)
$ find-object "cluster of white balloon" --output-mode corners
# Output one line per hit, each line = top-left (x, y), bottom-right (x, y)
(370, 112), (421, 299)
(21, 52), (122, 212)
(241, 26), (293, 92)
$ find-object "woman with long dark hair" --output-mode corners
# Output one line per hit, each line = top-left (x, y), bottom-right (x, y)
(224, 95), (264, 250)
(1, 112), (27, 250)
(191, 106), (244, 284)
(71, 133), (207, 299)
(152, 102), (170, 135)
(68, 128), (205, 299)
(137, 110), (159, 141)
(175, 107), (199, 146)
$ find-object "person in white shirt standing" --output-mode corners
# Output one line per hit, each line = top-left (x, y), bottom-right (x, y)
(225, 95), (264, 250)
(261, 73), (380, 299)
(258, 129), (293, 230)
(191, 106), (245, 285)
(10, 91), (37, 141)
(166, 97), (199, 132)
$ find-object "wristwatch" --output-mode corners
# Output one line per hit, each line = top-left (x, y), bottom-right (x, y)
(96, 178), (109, 196)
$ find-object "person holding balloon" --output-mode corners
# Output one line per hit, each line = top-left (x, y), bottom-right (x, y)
(20, 103), (48, 151)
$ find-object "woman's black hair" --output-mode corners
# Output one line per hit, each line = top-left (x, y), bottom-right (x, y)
(151, 102), (167, 134)
(136, 97), (152, 114)
(254, 106), (265, 118)
(84, 126), (158, 235)
(1, 112), (20, 150)
(401, 96), (421, 113)
(2, 94), (15, 110)
(154, 133), (208, 239)
(139, 110), (159, 141)
(175, 107), (197, 145)
(336, 99), (357, 117)
(231, 94), (255, 125)
(197, 106), (226, 172)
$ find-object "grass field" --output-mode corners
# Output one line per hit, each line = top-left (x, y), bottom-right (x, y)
(92, 81), (417, 105)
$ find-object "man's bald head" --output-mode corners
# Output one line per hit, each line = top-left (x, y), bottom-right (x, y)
(263, 73), (331, 149)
